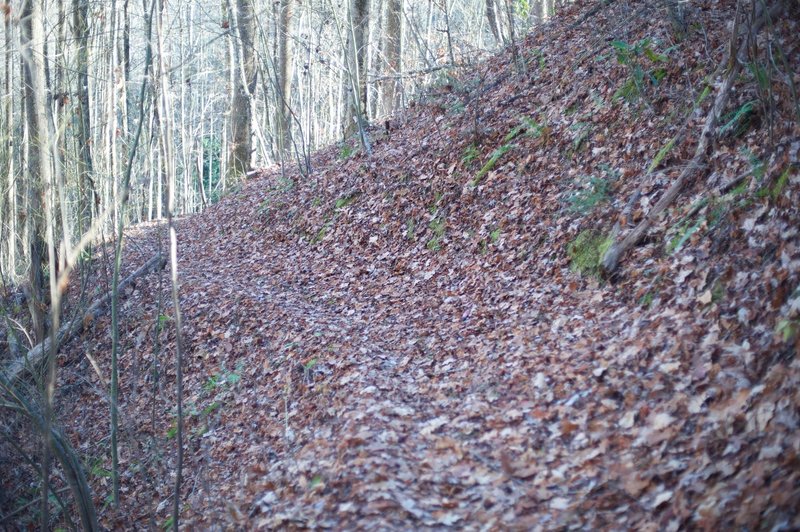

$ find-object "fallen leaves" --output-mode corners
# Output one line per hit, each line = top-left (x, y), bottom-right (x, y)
(4, 0), (797, 530)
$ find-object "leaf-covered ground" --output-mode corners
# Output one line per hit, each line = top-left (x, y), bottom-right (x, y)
(3, 0), (800, 529)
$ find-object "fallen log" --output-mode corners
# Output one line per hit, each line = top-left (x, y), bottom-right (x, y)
(3, 253), (166, 383)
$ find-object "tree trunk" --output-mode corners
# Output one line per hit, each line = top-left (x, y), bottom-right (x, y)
(354, 0), (370, 114)
(21, 0), (48, 348)
(2, 9), (15, 277)
(20, 0), (55, 525)
(343, 0), (370, 136)
(277, 0), (294, 158)
(74, 0), (96, 233)
(382, 0), (402, 117)
(228, 0), (257, 179)
(486, 0), (501, 43)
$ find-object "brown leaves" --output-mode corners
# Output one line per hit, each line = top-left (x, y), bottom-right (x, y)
(18, 0), (799, 530)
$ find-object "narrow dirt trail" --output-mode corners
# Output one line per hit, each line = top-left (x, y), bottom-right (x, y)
(128, 168), (796, 530)
(35, 1), (798, 527)
(158, 195), (645, 529)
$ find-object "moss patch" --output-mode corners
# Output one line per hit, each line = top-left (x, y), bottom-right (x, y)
(567, 230), (613, 277)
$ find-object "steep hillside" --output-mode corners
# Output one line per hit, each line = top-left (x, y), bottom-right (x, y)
(3, 0), (800, 529)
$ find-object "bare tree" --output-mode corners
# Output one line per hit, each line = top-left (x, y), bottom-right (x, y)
(74, 0), (96, 234)
(228, 0), (257, 178)
(382, 0), (403, 117)
(20, 0), (57, 525)
(276, 0), (294, 158)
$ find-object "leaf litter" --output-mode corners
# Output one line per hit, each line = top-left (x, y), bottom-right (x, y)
(5, 0), (800, 529)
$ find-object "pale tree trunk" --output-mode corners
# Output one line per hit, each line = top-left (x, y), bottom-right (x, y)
(382, 0), (402, 117)
(343, 0), (370, 136)
(107, 0), (121, 233)
(108, 0), (123, 506)
(179, 5), (191, 213)
(20, 0), (55, 525)
(276, 0), (294, 158)
(21, 0), (48, 348)
(531, 0), (543, 24)
(153, 0), (187, 522)
(354, 0), (369, 112)
(2, 10), (16, 277)
(441, 0), (456, 65)
(504, 0), (521, 71)
(228, 0), (257, 179)
(122, 0), (132, 133)
(369, 0), (382, 119)
(109, 0), (156, 508)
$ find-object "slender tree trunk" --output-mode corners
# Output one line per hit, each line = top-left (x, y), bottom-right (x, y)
(20, 0), (54, 526)
(74, 0), (95, 234)
(486, 0), (501, 43)
(441, 0), (455, 65)
(228, 0), (257, 179)
(149, 1), (187, 525)
(342, 0), (370, 136)
(2, 11), (16, 277)
(21, 0), (48, 349)
(354, 0), (369, 113)
(110, 0), (156, 509)
(276, 0), (294, 158)
(382, 0), (402, 117)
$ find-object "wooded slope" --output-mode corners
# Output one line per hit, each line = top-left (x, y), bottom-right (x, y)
(4, 0), (800, 528)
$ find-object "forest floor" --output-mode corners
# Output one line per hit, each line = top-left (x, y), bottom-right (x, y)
(3, 0), (800, 529)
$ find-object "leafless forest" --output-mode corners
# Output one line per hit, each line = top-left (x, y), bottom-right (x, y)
(2, 0), (799, 529)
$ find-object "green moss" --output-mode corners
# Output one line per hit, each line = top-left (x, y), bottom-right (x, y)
(472, 144), (512, 185)
(334, 193), (358, 210)
(462, 144), (479, 166)
(427, 217), (446, 251)
(648, 136), (677, 173)
(339, 143), (356, 160)
(311, 225), (328, 245)
(405, 218), (416, 240)
(567, 230), (613, 277)
(771, 166), (793, 202)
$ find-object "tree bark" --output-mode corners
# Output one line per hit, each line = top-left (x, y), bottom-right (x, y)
(486, 0), (501, 44)
(343, 0), (370, 136)
(276, 0), (294, 158)
(20, 0), (48, 348)
(74, 0), (96, 232)
(228, 0), (257, 179)
(382, 0), (402, 117)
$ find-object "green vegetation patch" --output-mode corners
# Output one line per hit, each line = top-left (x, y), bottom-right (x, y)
(472, 144), (513, 185)
(567, 175), (610, 214)
(334, 193), (359, 210)
(567, 230), (613, 277)
(610, 38), (672, 104)
(427, 217), (446, 251)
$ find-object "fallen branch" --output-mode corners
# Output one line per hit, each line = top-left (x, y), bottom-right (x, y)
(601, 0), (785, 275)
(3, 253), (166, 383)
(568, 0), (619, 30)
